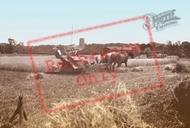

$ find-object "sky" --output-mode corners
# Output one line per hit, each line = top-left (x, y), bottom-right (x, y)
(0, 0), (189, 46)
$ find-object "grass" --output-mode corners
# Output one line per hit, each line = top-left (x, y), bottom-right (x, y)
(44, 82), (150, 128)
(0, 69), (156, 128)
(127, 58), (178, 68)
(0, 55), (188, 128)
(0, 67), (184, 128)
(174, 59), (190, 73)
(0, 55), (57, 72)
(0, 55), (179, 72)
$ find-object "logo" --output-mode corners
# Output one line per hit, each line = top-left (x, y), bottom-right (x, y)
(143, 9), (181, 31)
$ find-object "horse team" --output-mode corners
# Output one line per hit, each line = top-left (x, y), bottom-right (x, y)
(78, 50), (134, 72)
(53, 44), (137, 72)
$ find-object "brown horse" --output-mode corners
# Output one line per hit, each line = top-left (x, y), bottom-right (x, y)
(106, 51), (134, 72)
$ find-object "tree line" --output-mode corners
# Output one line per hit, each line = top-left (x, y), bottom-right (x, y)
(0, 40), (190, 58)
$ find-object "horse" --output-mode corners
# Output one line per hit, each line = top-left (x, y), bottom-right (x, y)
(94, 54), (111, 71)
(94, 50), (134, 72)
(95, 54), (108, 65)
(94, 52), (119, 71)
(105, 51), (134, 72)
(116, 51), (134, 68)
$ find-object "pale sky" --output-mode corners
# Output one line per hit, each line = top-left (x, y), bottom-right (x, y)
(0, 0), (189, 46)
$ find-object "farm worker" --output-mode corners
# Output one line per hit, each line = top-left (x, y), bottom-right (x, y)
(53, 46), (64, 60)
(53, 46), (67, 67)
(53, 46), (77, 67)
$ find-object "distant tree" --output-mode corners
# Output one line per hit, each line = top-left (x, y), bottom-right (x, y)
(144, 47), (152, 58)
(19, 42), (24, 46)
(170, 41), (182, 57)
(153, 42), (166, 53)
(140, 43), (147, 51)
(174, 40), (181, 46)
(181, 41), (190, 58)
(8, 39), (28, 54)
(166, 40), (172, 46)
(7, 38), (13, 53)
(165, 40), (174, 55)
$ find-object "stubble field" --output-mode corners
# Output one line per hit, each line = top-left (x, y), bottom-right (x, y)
(0, 55), (189, 128)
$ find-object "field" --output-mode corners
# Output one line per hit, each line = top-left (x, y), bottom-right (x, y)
(0, 55), (179, 72)
(0, 55), (190, 128)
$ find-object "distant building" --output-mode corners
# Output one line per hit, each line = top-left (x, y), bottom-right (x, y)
(79, 38), (85, 49)
(63, 38), (86, 55)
